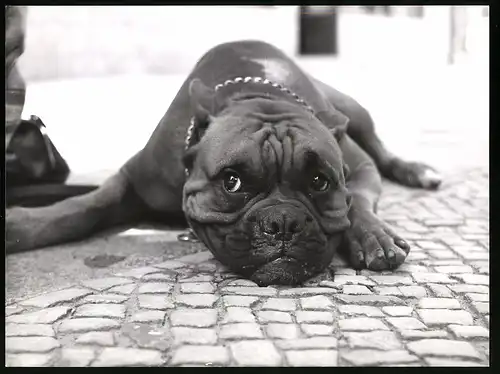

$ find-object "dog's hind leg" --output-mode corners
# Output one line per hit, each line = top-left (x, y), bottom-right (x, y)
(311, 76), (443, 190)
(6, 171), (149, 254)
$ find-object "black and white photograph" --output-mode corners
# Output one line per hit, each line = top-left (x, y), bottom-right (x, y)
(5, 5), (489, 367)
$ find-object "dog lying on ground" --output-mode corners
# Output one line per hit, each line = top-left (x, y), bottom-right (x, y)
(6, 40), (442, 286)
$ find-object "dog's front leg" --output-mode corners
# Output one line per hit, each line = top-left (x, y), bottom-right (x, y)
(340, 135), (410, 270)
(6, 172), (147, 254)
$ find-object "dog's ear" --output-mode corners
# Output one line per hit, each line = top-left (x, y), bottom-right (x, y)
(189, 78), (217, 124)
(316, 109), (349, 142)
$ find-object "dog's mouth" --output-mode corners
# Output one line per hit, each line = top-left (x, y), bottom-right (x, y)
(242, 256), (320, 286)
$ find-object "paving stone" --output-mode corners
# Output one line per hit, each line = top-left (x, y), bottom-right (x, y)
(221, 286), (277, 297)
(301, 324), (335, 336)
(170, 308), (217, 327)
(219, 323), (263, 339)
(5, 305), (25, 317)
(424, 259), (464, 266)
(175, 294), (217, 308)
(369, 275), (414, 286)
(400, 330), (449, 339)
(74, 303), (126, 319)
(296, 311), (334, 324)
(138, 295), (174, 310)
(6, 353), (53, 367)
(407, 339), (480, 359)
(374, 286), (402, 296)
(466, 293), (489, 302)
(343, 331), (402, 350)
(81, 277), (133, 291)
(382, 306), (413, 317)
(449, 285), (489, 294)
(394, 264), (429, 273)
(121, 323), (171, 351)
(417, 240), (447, 250)
(222, 296), (258, 307)
(261, 298), (296, 311)
(339, 318), (389, 331)
(434, 265), (474, 274)
(300, 295), (334, 310)
(412, 273), (457, 284)
(387, 317), (426, 330)
(279, 287), (337, 296)
(424, 357), (486, 367)
(327, 275), (375, 287)
(418, 309), (473, 326)
(428, 249), (459, 259)
(6, 337), (60, 353)
(428, 284), (454, 298)
(92, 347), (164, 366)
(60, 348), (95, 367)
(117, 266), (164, 279)
(6, 323), (55, 337)
(418, 297), (461, 309)
(222, 307), (256, 323)
(230, 340), (282, 366)
(276, 337), (338, 349)
(285, 350), (338, 366)
(142, 272), (177, 282)
(399, 286), (428, 298)
(171, 345), (229, 365)
(19, 288), (93, 308)
(76, 331), (115, 346)
(258, 310), (293, 323)
(334, 295), (405, 306)
(172, 327), (218, 345)
(333, 268), (357, 275)
(138, 282), (174, 294)
(342, 349), (419, 366)
(130, 310), (165, 323)
(472, 302), (489, 314)
(449, 325), (489, 339)
(338, 305), (384, 317)
(82, 294), (128, 304)
(266, 324), (300, 339)
(6, 306), (70, 324)
(453, 274), (489, 285)
(58, 318), (120, 333)
(180, 282), (216, 293)
(226, 279), (259, 287)
(460, 252), (489, 261)
(343, 285), (373, 294)
(107, 284), (136, 295)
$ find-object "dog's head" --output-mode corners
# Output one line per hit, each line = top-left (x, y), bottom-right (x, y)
(182, 79), (352, 286)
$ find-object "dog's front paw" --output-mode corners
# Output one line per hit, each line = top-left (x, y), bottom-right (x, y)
(343, 211), (410, 270)
(6, 207), (38, 254)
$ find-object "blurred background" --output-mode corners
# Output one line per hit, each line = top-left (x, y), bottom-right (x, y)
(16, 5), (489, 183)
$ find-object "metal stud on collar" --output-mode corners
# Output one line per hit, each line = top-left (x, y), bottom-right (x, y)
(184, 76), (315, 177)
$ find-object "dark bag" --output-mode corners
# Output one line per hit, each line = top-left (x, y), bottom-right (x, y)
(6, 115), (70, 187)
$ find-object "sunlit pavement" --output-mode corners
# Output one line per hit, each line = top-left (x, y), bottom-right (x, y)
(6, 60), (489, 366)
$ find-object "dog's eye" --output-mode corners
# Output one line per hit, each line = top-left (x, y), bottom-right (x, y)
(223, 171), (243, 193)
(310, 173), (330, 192)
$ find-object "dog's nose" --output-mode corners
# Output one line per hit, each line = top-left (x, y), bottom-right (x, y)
(260, 206), (308, 236)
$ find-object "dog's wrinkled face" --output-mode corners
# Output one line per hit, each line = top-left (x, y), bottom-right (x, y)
(182, 80), (352, 286)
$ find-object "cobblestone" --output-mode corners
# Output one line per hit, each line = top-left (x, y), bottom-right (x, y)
(407, 339), (480, 359)
(285, 350), (338, 366)
(6, 336), (60, 353)
(171, 345), (229, 365)
(230, 341), (282, 366)
(93, 347), (164, 366)
(4, 168), (490, 367)
(418, 309), (474, 326)
(6, 323), (55, 337)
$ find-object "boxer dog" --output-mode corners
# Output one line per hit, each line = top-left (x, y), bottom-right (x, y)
(6, 41), (442, 286)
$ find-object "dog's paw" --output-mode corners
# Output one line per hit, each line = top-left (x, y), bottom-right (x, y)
(383, 158), (442, 190)
(343, 211), (410, 270)
(6, 207), (37, 254)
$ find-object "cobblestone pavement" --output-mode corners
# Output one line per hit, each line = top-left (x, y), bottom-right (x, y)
(5, 166), (489, 367)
